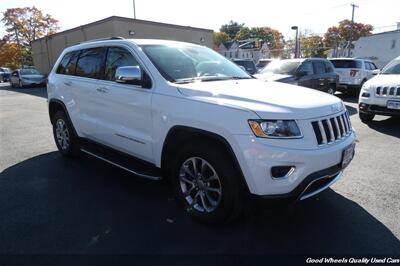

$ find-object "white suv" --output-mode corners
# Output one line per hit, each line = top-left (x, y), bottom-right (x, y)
(359, 56), (400, 123)
(330, 58), (379, 96)
(47, 38), (356, 224)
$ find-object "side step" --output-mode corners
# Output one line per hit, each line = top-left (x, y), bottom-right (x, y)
(79, 139), (162, 181)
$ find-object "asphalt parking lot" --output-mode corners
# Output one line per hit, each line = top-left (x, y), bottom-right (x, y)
(0, 82), (399, 256)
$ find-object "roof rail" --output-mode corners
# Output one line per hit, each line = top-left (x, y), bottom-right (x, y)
(78, 36), (124, 44)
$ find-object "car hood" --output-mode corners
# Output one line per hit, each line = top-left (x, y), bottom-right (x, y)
(365, 74), (400, 87)
(253, 73), (293, 81)
(175, 79), (343, 120)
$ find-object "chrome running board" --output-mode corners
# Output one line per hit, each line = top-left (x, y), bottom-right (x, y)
(80, 148), (162, 181)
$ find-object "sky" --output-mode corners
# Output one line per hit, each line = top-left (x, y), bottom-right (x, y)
(1, 0), (399, 40)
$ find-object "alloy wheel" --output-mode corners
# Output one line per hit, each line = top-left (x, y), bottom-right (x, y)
(55, 119), (70, 150)
(179, 157), (222, 213)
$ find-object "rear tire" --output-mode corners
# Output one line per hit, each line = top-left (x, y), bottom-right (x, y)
(52, 111), (80, 157)
(359, 112), (374, 124)
(171, 141), (243, 224)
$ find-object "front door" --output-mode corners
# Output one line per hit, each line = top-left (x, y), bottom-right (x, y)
(297, 61), (315, 89)
(93, 46), (154, 162)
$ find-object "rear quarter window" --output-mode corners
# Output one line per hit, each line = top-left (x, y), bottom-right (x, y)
(56, 51), (80, 75)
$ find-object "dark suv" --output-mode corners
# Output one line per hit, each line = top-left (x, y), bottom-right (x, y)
(255, 58), (339, 94)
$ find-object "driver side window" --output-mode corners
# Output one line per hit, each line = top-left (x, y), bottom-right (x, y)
(105, 47), (139, 82)
(298, 61), (314, 75)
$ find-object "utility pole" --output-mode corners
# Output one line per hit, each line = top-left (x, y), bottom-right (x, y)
(348, 3), (359, 57)
(133, 0), (137, 19)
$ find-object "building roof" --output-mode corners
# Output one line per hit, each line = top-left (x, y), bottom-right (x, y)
(366, 29), (400, 37)
(32, 16), (213, 43)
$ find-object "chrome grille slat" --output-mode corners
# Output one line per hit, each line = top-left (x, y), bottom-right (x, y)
(326, 119), (335, 142)
(376, 86), (400, 97)
(312, 111), (352, 146)
(317, 121), (327, 144)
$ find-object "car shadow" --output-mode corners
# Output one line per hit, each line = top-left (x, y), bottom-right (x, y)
(367, 117), (400, 138)
(0, 152), (399, 255)
(0, 84), (47, 98)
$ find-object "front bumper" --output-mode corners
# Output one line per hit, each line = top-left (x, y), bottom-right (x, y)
(359, 90), (400, 117)
(21, 79), (46, 86)
(232, 132), (355, 197)
(359, 103), (400, 117)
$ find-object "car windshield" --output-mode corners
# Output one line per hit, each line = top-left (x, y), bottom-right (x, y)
(140, 44), (251, 83)
(330, 60), (362, 69)
(260, 60), (301, 75)
(1, 68), (11, 73)
(381, 59), (400, 74)
(20, 69), (41, 75)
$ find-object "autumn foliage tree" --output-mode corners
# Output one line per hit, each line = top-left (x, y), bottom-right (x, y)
(324, 19), (373, 48)
(213, 32), (229, 49)
(235, 27), (284, 57)
(1, 7), (59, 67)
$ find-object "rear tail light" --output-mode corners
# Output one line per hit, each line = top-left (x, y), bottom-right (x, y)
(350, 69), (359, 77)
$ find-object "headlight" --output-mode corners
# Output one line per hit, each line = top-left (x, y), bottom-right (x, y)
(248, 120), (302, 138)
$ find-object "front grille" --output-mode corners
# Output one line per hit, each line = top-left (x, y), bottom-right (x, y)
(311, 112), (352, 145)
(375, 86), (400, 97)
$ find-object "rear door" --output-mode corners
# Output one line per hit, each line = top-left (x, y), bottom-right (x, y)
(93, 45), (154, 162)
(68, 47), (106, 137)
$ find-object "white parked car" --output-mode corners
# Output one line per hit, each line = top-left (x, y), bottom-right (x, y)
(359, 56), (400, 123)
(47, 38), (356, 224)
(329, 58), (380, 96)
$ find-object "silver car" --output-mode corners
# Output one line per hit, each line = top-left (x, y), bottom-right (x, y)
(10, 68), (47, 88)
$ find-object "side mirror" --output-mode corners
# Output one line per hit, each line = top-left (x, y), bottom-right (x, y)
(115, 66), (142, 84)
(239, 65), (246, 72)
(372, 69), (380, 75)
(297, 71), (308, 78)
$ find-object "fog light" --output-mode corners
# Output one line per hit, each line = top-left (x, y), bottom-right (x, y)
(361, 92), (370, 98)
(271, 166), (295, 179)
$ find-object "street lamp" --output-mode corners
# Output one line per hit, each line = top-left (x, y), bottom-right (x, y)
(291, 26), (299, 58)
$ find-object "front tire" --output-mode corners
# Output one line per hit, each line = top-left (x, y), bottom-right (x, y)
(171, 142), (243, 224)
(359, 112), (374, 124)
(52, 111), (80, 157)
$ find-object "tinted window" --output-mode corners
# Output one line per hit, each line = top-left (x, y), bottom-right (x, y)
(298, 61), (314, 75)
(330, 60), (362, 69)
(75, 48), (105, 79)
(313, 61), (326, 74)
(56, 52), (73, 74)
(261, 60), (302, 75)
(105, 47), (139, 81)
(325, 61), (334, 72)
(56, 51), (79, 75)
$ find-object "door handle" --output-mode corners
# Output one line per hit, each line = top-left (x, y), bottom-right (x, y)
(96, 87), (109, 93)
(64, 81), (72, 86)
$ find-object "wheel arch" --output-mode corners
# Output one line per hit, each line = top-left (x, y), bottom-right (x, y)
(48, 99), (78, 136)
(161, 125), (250, 193)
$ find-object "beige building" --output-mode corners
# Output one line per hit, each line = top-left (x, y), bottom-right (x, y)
(31, 16), (213, 74)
